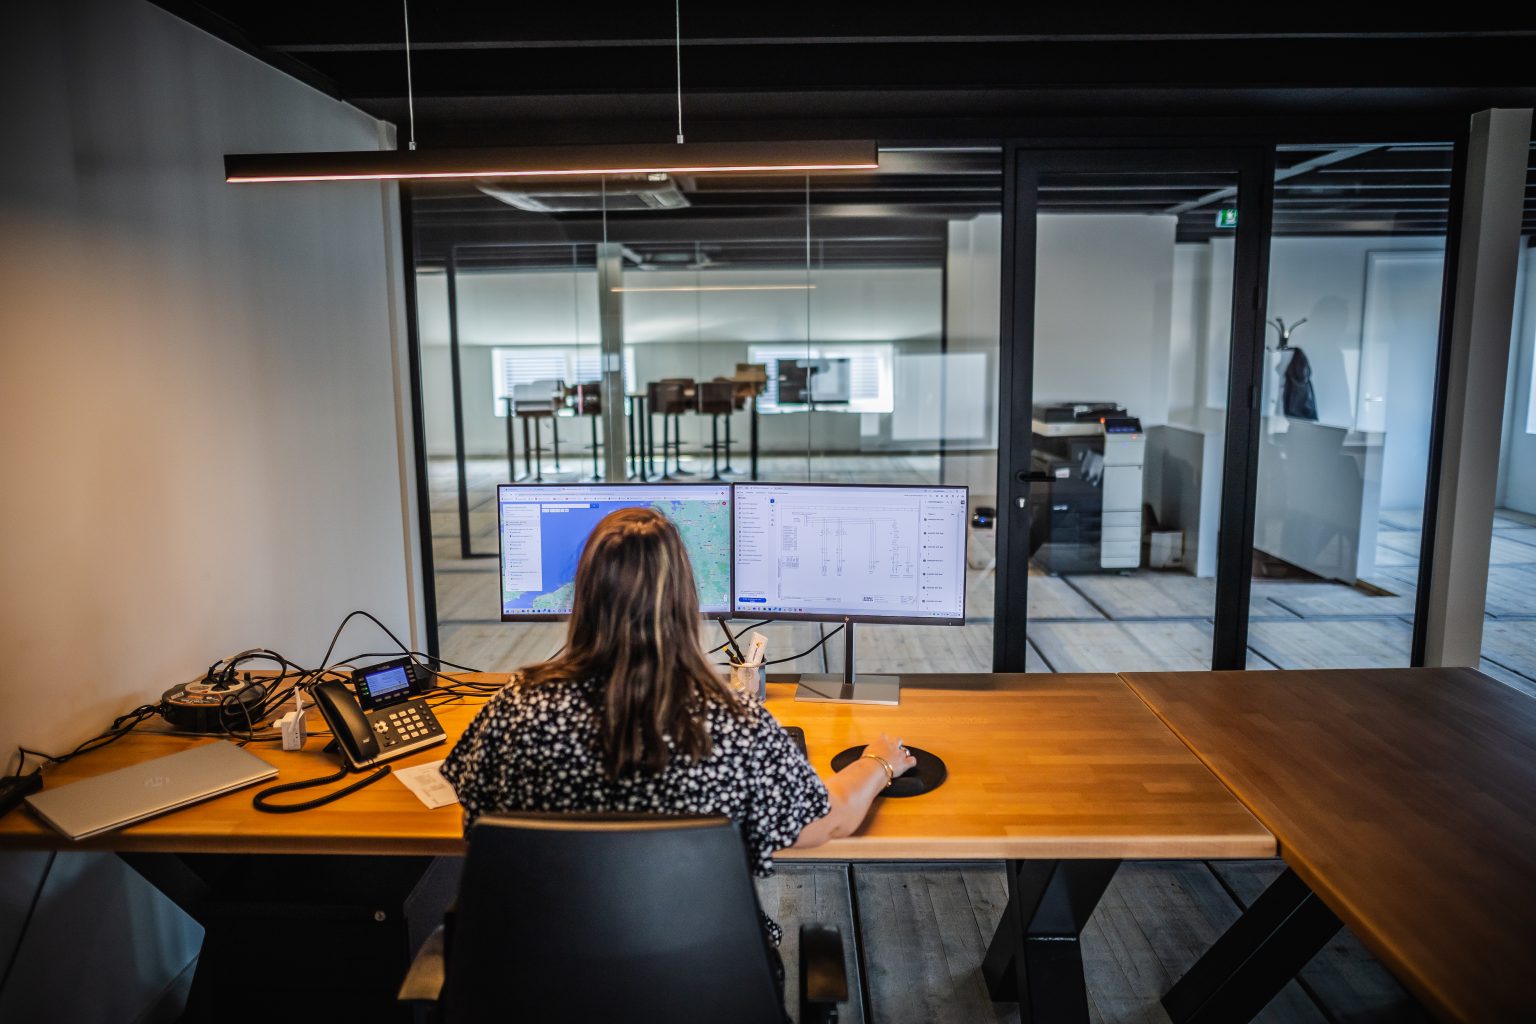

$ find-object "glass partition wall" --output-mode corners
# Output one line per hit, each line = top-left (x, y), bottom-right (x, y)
(1244, 143), (1455, 669)
(1014, 157), (1250, 673)
(1004, 144), (1461, 674)
(1481, 140), (1536, 694)
(408, 149), (1004, 674)
(408, 138), (1493, 677)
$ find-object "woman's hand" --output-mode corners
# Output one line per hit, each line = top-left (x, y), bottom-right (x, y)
(792, 732), (920, 849)
(864, 733), (918, 778)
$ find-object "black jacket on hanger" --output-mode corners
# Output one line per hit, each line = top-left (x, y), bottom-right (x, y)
(1281, 347), (1318, 420)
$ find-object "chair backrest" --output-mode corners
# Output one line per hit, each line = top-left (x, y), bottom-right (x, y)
(650, 379), (693, 414)
(696, 380), (736, 414)
(445, 813), (783, 1024)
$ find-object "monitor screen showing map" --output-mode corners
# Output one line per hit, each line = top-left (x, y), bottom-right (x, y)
(497, 483), (732, 619)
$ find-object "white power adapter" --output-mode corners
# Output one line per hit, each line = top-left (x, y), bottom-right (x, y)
(277, 691), (309, 751)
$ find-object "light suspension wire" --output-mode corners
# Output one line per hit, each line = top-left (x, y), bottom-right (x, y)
(402, 0), (417, 150)
(675, 0), (685, 143)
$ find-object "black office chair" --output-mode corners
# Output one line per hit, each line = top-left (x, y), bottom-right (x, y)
(399, 813), (848, 1023)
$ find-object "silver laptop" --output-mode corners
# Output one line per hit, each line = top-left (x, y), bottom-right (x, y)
(26, 741), (278, 840)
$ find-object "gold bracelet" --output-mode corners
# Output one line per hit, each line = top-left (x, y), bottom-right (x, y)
(860, 752), (895, 787)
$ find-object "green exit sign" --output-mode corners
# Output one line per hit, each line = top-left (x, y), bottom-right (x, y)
(1215, 208), (1239, 228)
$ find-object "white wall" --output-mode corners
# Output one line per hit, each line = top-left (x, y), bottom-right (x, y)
(1034, 213), (1177, 425)
(415, 265), (943, 458)
(1360, 251), (1444, 509)
(943, 214), (1002, 504)
(1497, 247), (1536, 514)
(0, 0), (419, 767)
(1168, 245), (1210, 426)
(1, 4), (420, 1015)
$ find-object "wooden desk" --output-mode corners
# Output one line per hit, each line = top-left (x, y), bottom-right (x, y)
(769, 675), (1272, 862)
(0, 672), (1272, 1024)
(1121, 668), (1536, 1024)
(0, 673), (1273, 861)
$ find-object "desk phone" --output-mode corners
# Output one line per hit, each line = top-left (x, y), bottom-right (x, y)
(312, 658), (445, 770)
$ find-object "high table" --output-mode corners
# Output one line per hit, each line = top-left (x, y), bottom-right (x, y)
(0, 673), (1272, 1023)
(1121, 668), (1536, 1024)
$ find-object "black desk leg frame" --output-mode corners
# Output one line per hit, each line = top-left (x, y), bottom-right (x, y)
(982, 859), (1120, 1024)
(845, 863), (874, 1024)
(1163, 866), (1342, 1024)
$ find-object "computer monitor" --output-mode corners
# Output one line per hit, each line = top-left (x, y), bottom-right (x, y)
(732, 483), (968, 704)
(733, 483), (968, 624)
(497, 483), (732, 620)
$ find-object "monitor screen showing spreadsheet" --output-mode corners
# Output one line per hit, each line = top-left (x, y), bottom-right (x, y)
(497, 484), (732, 619)
(732, 483), (968, 624)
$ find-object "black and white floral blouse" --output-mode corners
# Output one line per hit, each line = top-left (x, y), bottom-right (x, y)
(441, 675), (831, 944)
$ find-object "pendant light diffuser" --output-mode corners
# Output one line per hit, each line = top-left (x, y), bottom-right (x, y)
(225, 140), (878, 184)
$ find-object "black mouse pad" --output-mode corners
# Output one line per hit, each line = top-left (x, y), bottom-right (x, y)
(830, 745), (947, 797)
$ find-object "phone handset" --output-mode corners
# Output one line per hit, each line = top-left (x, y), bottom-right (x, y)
(312, 680), (381, 769)
(315, 659), (445, 769)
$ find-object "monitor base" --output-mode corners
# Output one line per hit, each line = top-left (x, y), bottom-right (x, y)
(794, 674), (900, 706)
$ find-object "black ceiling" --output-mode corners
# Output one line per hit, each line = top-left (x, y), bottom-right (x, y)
(159, 4), (1535, 264)
(156, 4), (1536, 145)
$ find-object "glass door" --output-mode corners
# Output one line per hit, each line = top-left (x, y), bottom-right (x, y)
(998, 149), (1271, 672)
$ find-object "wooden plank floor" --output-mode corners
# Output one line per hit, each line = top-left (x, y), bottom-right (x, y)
(428, 458), (1536, 687)
(761, 861), (1434, 1023)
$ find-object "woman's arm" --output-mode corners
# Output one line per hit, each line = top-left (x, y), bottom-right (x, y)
(792, 733), (917, 848)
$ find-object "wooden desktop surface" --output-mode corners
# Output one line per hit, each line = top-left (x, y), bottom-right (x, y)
(0, 673), (1273, 861)
(1120, 668), (1536, 1024)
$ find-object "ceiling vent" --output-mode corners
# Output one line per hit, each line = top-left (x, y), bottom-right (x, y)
(476, 173), (689, 213)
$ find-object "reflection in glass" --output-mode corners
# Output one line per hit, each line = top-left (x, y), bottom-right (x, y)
(1245, 143), (1454, 669)
(409, 150), (1005, 675)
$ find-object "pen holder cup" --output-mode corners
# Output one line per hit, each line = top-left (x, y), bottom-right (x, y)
(729, 662), (767, 701)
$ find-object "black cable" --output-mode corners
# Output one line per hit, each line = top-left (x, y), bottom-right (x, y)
(315, 610), (424, 677)
(342, 649), (483, 675)
(708, 620), (770, 655)
(252, 764), (392, 814)
(761, 624), (846, 667)
(17, 703), (160, 775)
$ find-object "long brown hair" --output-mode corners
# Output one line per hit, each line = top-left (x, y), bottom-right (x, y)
(519, 505), (741, 777)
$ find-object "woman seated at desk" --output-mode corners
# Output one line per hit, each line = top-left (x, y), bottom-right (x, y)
(442, 506), (915, 946)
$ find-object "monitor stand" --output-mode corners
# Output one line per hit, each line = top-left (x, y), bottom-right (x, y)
(794, 620), (900, 706)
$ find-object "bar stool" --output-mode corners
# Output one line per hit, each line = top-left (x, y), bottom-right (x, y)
(570, 380), (602, 481)
(696, 380), (737, 481)
(625, 391), (649, 480)
(648, 379), (694, 480)
(512, 378), (565, 482)
(732, 364), (768, 481)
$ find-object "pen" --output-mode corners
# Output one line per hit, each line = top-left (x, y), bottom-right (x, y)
(718, 618), (746, 664)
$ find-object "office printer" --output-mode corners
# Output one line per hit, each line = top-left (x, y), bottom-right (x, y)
(1028, 402), (1145, 573)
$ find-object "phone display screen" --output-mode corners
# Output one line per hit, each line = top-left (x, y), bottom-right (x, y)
(356, 663), (412, 709)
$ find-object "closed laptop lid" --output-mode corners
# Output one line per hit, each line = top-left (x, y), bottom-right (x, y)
(25, 740), (278, 840)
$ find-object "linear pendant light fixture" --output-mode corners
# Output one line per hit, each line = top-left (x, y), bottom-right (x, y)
(225, 140), (879, 184)
(225, 1), (877, 184)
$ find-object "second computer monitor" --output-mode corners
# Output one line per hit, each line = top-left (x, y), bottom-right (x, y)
(732, 483), (969, 624)
(498, 483), (732, 619)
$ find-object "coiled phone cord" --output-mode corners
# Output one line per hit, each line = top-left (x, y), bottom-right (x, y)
(252, 763), (392, 814)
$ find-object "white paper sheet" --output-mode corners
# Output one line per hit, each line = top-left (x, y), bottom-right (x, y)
(393, 760), (459, 810)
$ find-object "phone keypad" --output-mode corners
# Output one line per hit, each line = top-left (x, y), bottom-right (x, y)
(373, 701), (443, 750)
